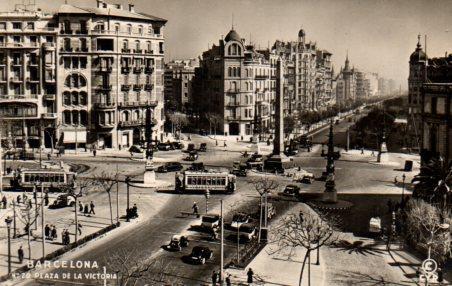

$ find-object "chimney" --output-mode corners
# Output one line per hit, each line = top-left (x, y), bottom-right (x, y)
(96, 0), (103, 8)
(128, 4), (135, 12)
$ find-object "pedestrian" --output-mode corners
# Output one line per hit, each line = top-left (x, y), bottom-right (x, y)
(247, 268), (254, 284)
(45, 224), (50, 239)
(211, 271), (218, 286)
(226, 274), (232, 286)
(89, 201), (95, 215)
(361, 147), (364, 155)
(1, 195), (7, 209)
(84, 204), (89, 216)
(371, 150), (375, 156)
(224, 141), (227, 147)
(44, 192), (49, 206)
(132, 204), (138, 218)
(93, 149), (97, 157)
(51, 225), (57, 240)
(65, 229), (70, 245)
(28, 199), (32, 209)
(77, 223), (82, 235)
(394, 176), (398, 184)
(47, 153), (51, 160)
(78, 201), (83, 212)
(17, 195), (21, 204)
(18, 246), (24, 263)
(192, 202), (199, 217)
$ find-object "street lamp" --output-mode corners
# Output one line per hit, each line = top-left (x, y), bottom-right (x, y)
(401, 173), (406, 204)
(125, 176), (131, 222)
(5, 216), (12, 274)
(35, 180), (45, 258)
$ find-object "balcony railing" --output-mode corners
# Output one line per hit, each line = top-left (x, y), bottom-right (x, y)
(144, 67), (154, 74)
(118, 100), (158, 108)
(121, 67), (131, 74)
(99, 66), (113, 73)
(41, 113), (57, 119)
(43, 94), (56, 100)
(134, 49), (143, 54)
(118, 120), (144, 127)
(255, 75), (268, 80)
(26, 77), (39, 82)
(60, 29), (73, 35)
(144, 84), (154, 91)
(227, 102), (239, 107)
(0, 42), (39, 48)
(94, 102), (116, 109)
(10, 77), (22, 82)
(145, 50), (154, 54)
(0, 94), (39, 101)
(226, 116), (238, 120)
(97, 121), (116, 128)
(95, 85), (112, 91)
(133, 67), (143, 74)
(121, 48), (131, 53)
(121, 84), (130, 92)
(227, 89), (239, 93)
(133, 84), (143, 91)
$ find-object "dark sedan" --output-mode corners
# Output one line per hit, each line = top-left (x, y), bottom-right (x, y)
(157, 162), (183, 173)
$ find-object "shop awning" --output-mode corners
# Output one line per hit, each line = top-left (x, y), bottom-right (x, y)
(63, 131), (87, 143)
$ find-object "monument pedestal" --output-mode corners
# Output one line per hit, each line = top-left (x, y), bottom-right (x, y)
(143, 163), (156, 185)
(264, 154), (291, 171)
(322, 173), (337, 203)
(378, 141), (388, 163)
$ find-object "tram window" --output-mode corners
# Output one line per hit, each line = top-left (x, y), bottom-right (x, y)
(187, 177), (192, 185)
(206, 178), (211, 185)
(221, 179), (226, 185)
(25, 174), (30, 182)
(43, 175), (49, 183)
(49, 175), (55, 183)
(60, 175), (64, 182)
(202, 178), (206, 185)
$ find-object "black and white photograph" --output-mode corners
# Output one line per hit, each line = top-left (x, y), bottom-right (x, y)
(0, 0), (451, 285)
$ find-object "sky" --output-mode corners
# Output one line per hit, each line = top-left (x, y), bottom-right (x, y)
(4, 0), (452, 89)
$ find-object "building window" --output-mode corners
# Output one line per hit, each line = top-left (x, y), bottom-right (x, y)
(148, 25), (153, 35)
(63, 111), (71, 124)
(46, 36), (54, 43)
(0, 22), (5, 30)
(13, 36), (21, 43)
(79, 91), (87, 105)
(26, 22), (34, 30)
(12, 22), (22, 30)
(159, 42), (164, 54)
(138, 25), (143, 35)
(431, 97), (437, 114)
(63, 92), (71, 105)
(114, 23), (120, 33)
(127, 24), (132, 34)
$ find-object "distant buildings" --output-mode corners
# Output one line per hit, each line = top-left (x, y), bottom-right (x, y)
(0, 0), (167, 150)
(192, 28), (278, 136)
(164, 58), (199, 113)
(273, 29), (334, 113)
(335, 55), (357, 106)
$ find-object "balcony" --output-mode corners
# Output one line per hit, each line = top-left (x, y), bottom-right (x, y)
(145, 50), (154, 54)
(226, 89), (239, 94)
(99, 66), (113, 73)
(0, 42), (39, 49)
(133, 67), (143, 74)
(43, 43), (55, 51)
(227, 102), (240, 107)
(41, 113), (57, 119)
(10, 77), (22, 82)
(0, 94), (39, 103)
(26, 77), (39, 83)
(121, 84), (131, 92)
(121, 67), (131, 74)
(97, 121), (115, 128)
(134, 49), (143, 54)
(255, 75), (268, 80)
(60, 47), (73, 52)
(60, 29), (73, 35)
(43, 94), (56, 101)
(118, 100), (158, 108)
(226, 116), (238, 120)
(75, 29), (88, 35)
(144, 84), (153, 91)
(94, 102), (116, 110)
(118, 120), (144, 128)
(80, 47), (89, 52)
(144, 67), (154, 74)
(121, 48), (131, 53)
(95, 85), (112, 91)
(133, 84), (143, 91)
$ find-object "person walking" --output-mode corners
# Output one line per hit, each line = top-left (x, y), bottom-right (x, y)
(62, 229), (66, 245)
(2, 195), (7, 209)
(192, 202), (199, 217)
(89, 201), (95, 215)
(44, 224), (50, 240)
(79, 201), (83, 212)
(77, 223), (82, 235)
(44, 192), (49, 206)
(18, 246), (24, 263)
(225, 274), (232, 286)
(16, 195), (21, 204)
(247, 268), (254, 285)
(84, 204), (89, 216)
(51, 225), (57, 241)
(93, 149), (97, 157)
(211, 271), (218, 286)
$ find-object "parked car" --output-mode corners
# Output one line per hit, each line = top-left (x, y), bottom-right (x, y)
(188, 162), (205, 172)
(201, 214), (220, 229)
(199, 143), (207, 152)
(199, 129), (208, 136)
(247, 153), (263, 163)
(157, 162), (183, 173)
(167, 235), (189, 251)
(239, 223), (257, 241)
(158, 143), (172, 151)
(187, 143), (196, 152)
(284, 147), (299, 156)
(170, 142), (185, 150)
(49, 194), (75, 209)
(188, 246), (213, 264)
(129, 145), (145, 159)
(231, 212), (250, 229)
(282, 184), (301, 197)
(292, 169), (315, 184)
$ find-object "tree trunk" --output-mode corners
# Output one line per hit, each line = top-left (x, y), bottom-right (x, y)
(108, 192), (113, 225)
(298, 249), (310, 286)
(308, 251), (311, 286)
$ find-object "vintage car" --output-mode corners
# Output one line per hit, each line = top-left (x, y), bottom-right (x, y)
(292, 169), (315, 184)
(187, 162), (206, 172)
(231, 212), (250, 229)
(186, 143), (196, 152)
(129, 145), (145, 160)
(199, 143), (207, 152)
(184, 151), (199, 161)
(282, 184), (301, 197)
(201, 214), (221, 229)
(49, 194), (75, 209)
(157, 162), (183, 173)
(170, 142), (185, 150)
(157, 143), (172, 151)
(238, 223), (257, 241)
(188, 246), (213, 264)
(167, 235), (189, 251)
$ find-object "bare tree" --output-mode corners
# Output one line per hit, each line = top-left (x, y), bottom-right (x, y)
(17, 203), (41, 260)
(105, 249), (181, 285)
(251, 177), (279, 242)
(92, 171), (117, 225)
(167, 112), (189, 139)
(206, 112), (223, 137)
(269, 211), (338, 286)
(404, 199), (451, 265)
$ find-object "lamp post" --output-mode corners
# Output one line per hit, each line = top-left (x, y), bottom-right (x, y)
(401, 173), (406, 204)
(36, 181), (45, 258)
(5, 216), (12, 274)
(125, 176), (130, 222)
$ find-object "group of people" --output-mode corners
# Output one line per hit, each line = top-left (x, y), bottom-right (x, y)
(211, 269), (254, 286)
(44, 224), (58, 241)
(78, 201), (96, 216)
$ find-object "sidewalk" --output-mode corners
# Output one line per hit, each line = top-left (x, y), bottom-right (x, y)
(226, 204), (324, 286)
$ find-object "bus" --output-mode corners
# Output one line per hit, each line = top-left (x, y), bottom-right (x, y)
(175, 171), (236, 194)
(10, 168), (76, 192)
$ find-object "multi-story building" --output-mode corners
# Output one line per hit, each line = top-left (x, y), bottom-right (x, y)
(0, 0), (167, 151)
(273, 29), (334, 113)
(164, 58), (199, 113)
(335, 55), (357, 106)
(193, 28), (277, 136)
(355, 70), (368, 100)
(0, 6), (58, 150)
(407, 35), (427, 150)
(421, 54), (452, 165)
